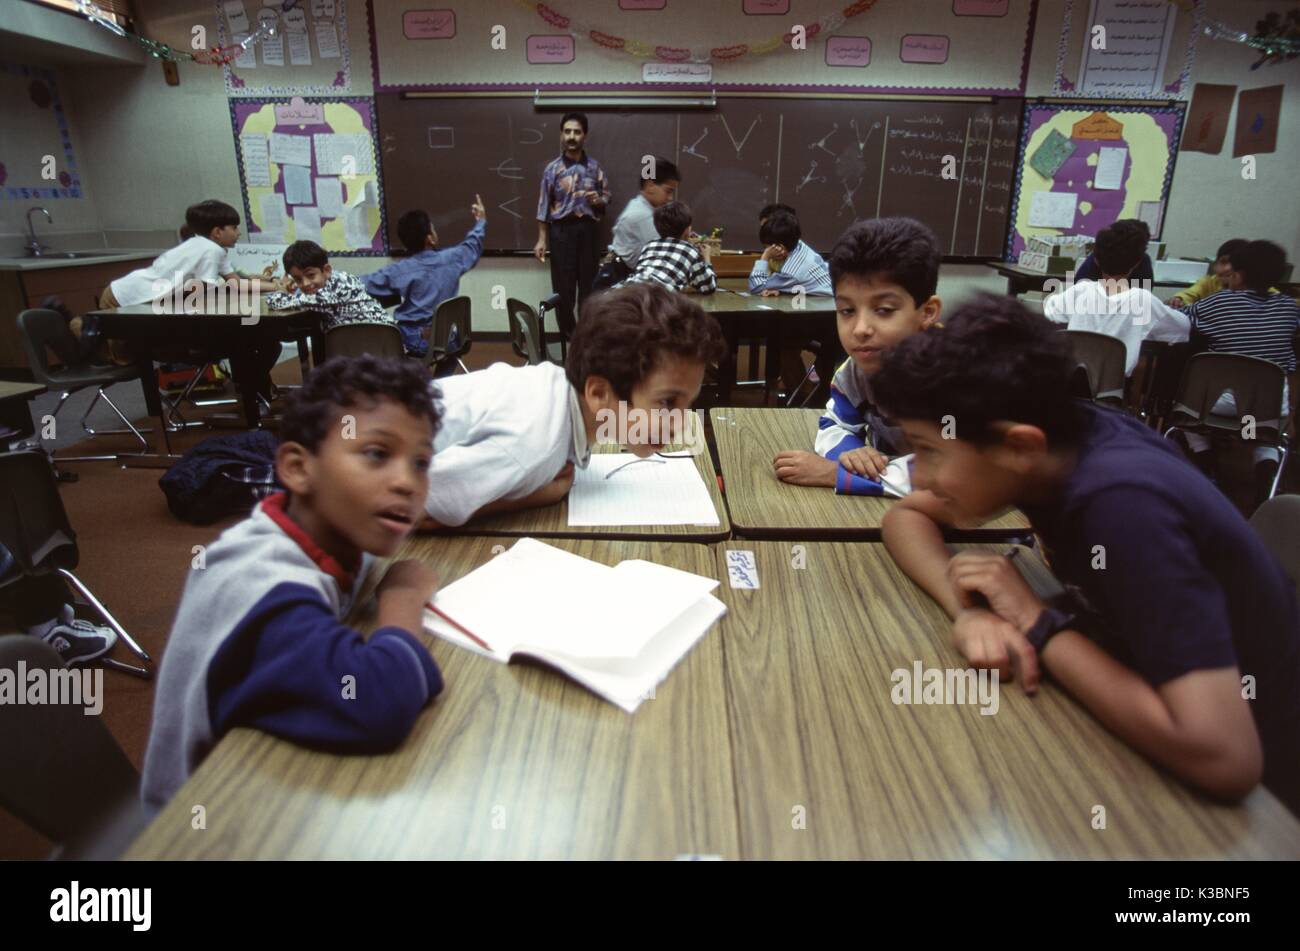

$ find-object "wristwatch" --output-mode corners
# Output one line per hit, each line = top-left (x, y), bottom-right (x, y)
(1024, 602), (1079, 653)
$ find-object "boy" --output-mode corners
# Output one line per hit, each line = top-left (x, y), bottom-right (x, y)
(874, 293), (1300, 815)
(421, 282), (725, 528)
(266, 240), (399, 334)
(605, 156), (681, 281)
(363, 196), (486, 358)
(615, 200), (716, 294)
(1044, 221), (1188, 376)
(1074, 218), (1154, 284)
(748, 207), (832, 297)
(142, 356), (444, 810)
(1182, 239), (1299, 499)
(773, 218), (941, 494)
(1168, 238), (1247, 309)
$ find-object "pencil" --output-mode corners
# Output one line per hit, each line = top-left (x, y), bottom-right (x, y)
(427, 602), (493, 653)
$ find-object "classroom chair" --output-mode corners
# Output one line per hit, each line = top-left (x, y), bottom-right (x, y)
(323, 322), (405, 361)
(537, 292), (563, 361)
(0, 634), (150, 859)
(17, 308), (150, 462)
(784, 339), (825, 408)
(1065, 330), (1128, 410)
(427, 296), (473, 376)
(506, 297), (546, 366)
(0, 450), (151, 674)
(1251, 495), (1300, 593)
(1163, 352), (1291, 500)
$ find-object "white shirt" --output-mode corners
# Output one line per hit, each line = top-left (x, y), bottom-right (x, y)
(425, 362), (589, 526)
(609, 194), (658, 265)
(109, 236), (232, 307)
(1043, 280), (1190, 376)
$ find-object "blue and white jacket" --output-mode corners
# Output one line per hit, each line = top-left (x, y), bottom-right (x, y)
(815, 357), (908, 496)
(141, 492), (443, 810)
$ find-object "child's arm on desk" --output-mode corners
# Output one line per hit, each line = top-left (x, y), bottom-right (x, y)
(881, 490), (964, 617)
(419, 463), (575, 530)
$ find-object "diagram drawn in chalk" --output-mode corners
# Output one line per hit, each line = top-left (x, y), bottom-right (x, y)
(497, 196), (523, 220)
(717, 114), (760, 157)
(796, 160), (827, 193)
(851, 118), (882, 153)
(491, 158), (524, 180)
(519, 128), (543, 145)
(427, 127), (455, 149)
(810, 124), (838, 156)
(838, 179), (862, 217)
(682, 127), (709, 163)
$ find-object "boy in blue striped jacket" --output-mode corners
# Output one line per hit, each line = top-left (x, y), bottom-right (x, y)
(142, 356), (444, 811)
(773, 217), (942, 495)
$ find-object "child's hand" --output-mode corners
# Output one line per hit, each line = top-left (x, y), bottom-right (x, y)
(760, 288), (781, 298)
(276, 274), (296, 292)
(952, 607), (1040, 693)
(471, 193), (486, 221)
(761, 243), (787, 263)
(260, 264), (277, 278)
(947, 552), (1044, 635)
(838, 446), (888, 480)
(377, 560), (439, 605)
(1167, 294), (1186, 308)
(773, 450), (838, 487)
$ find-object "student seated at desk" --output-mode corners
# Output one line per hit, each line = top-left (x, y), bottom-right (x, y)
(1182, 239), (1299, 501)
(614, 200), (716, 294)
(874, 294), (1300, 816)
(773, 217), (941, 494)
(141, 356), (445, 811)
(362, 197), (486, 358)
(747, 207), (831, 297)
(1073, 218), (1154, 284)
(1167, 238), (1280, 310)
(600, 156), (681, 288)
(421, 282), (725, 528)
(1044, 221), (1188, 377)
(266, 240), (399, 334)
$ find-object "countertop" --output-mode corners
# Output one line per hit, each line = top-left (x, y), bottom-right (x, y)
(0, 249), (161, 272)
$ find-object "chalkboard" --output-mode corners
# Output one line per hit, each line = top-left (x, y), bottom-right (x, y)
(374, 95), (1021, 257)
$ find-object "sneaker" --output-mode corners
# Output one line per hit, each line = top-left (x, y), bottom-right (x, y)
(28, 603), (117, 666)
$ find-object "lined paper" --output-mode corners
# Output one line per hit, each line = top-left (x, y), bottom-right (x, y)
(568, 454), (720, 526)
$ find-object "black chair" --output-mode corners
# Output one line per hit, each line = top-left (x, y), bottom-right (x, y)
(1065, 330), (1128, 410)
(323, 323), (405, 360)
(1251, 495), (1300, 592)
(506, 297), (546, 365)
(1163, 352), (1291, 500)
(17, 308), (149, 461)
(0, 634), (149, 858)
(427, 296), (472, 375)
(0, 450), (151, 672)
(537, 292), (563, 361)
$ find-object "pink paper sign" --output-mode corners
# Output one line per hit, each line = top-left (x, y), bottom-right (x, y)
(619, 0), (666, 8)
(274, 97), (325, 125)
(743, 0), (789, 14)
(826, 36), (872, 67)
(952, 0), (1008, 15)
(900, 34), (950, 64)
(402, 10), (456, 39)
(527, 35), (575, 64)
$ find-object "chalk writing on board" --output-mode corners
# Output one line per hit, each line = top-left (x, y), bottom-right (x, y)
(498, 196), (523, 220)
(682, 128), (709, 164)
(427, 126), (454, 149)
(519, 128), (544, 145)
(490, 157), (524, 180)
(718, 114), (760, 157)
(795, 161), (827, 193)
(851, 118), (881, 152)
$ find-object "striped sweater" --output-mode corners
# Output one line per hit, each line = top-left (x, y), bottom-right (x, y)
(1187, 290), (1299, 372)
(814, 357), (907, 495)
(748, 240), (832, 296)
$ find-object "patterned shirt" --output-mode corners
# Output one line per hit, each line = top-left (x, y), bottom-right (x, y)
(814, 356), (907, 496)
(748, 239), (832, 296)
(265, 270), (396, 334)
(617, 237), (717, 294)
(1188, 289), (1299, 372)
(536, 152), (611, 222)
(363, 220), (485, 324)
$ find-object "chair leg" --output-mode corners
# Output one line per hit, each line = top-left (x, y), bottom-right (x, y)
(1270, 439), (1289, 499)
(43, 391), (121, 463)
(784, 363), (817, 407)
(56, 567), (152, 665)
(81, 386), (152, 440)
(457, 359), (470, 374)
(96, 388), (150, 453)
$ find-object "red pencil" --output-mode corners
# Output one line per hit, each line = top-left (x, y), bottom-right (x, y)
(427, 602), (493, 653)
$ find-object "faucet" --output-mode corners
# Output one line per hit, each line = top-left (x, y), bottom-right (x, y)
(25, 207), (52, 257)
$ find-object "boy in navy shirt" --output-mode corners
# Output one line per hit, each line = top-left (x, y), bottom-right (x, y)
(364, 197), (486, 357)
(142, 356), (444, 810)
(875, 294), (1300, 815)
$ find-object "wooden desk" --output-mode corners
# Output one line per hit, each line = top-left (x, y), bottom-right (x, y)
(125, 537), (739, 860)
(697, 283), (842, 404)
(125, 537), (1300, 859)
(424, 413), (730, 542)
(717, 541), (1300, 859)
(711, 407), (1030, 539)
(88, 299), (320, 463)
(710, 252), (760, 279)
(0, 380), (45, 445)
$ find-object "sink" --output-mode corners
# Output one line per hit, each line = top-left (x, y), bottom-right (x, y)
(43, 251), (115, 259)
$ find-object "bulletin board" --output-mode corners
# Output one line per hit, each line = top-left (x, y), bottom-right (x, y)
(230, 96), (386, 255)
(1005, 101), (1184, 260)
(367, 0), (1038, 95)
(215, 0), (355, 96)
(0, 61), (81, 199)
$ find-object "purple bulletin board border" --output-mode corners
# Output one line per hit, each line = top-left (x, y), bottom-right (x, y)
(1004, 100), (1186, 261)
(228, 96), (388, 256)
(0, 60), (82, 199)
(366, 0), (1039, 97)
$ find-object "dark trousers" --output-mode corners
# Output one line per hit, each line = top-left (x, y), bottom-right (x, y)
(548, 217), (600, 338)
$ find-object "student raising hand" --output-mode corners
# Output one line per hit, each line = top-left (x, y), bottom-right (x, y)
(471, 193), (486, 221)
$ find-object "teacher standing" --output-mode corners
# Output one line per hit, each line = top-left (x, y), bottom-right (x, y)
(534, 112), (611, 339)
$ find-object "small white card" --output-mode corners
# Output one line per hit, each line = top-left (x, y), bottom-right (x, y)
(726, 550), (759, 589)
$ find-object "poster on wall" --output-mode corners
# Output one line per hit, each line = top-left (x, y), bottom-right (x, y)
(1180, 82), (1237, 154)
(1006, 102), (1185, 260)
(1053, 0), (1203, 99)
(216, 0), (352, 97)
(0, 61), (81, 199)
(230, 96), (385, 255)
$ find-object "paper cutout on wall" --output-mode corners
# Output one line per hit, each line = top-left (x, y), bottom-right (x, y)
(1093, 147), (1126, 191)
(1028, 129), (1074, 179)
(1072, 112), (1123, 141)
(1028, 190), (1077, 228)
(1180, 82), (1236, 154)
(1233, 85), (1283, 158)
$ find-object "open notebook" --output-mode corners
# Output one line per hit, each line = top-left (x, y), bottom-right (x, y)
(423, 538), (727, 712)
